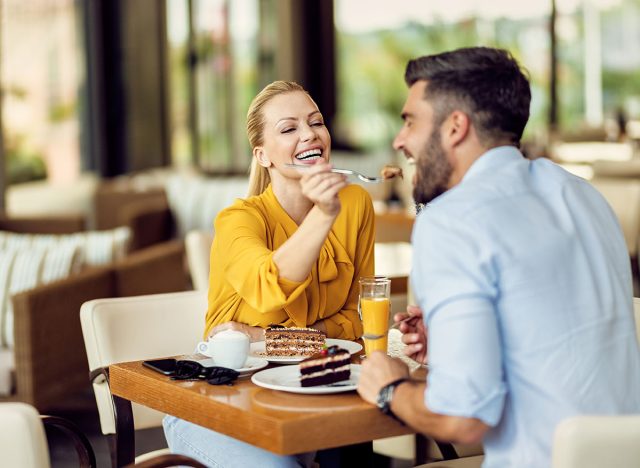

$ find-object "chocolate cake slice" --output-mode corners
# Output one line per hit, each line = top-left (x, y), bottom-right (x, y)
(265, 325), (325, 357)
(299, 345), (351, 387)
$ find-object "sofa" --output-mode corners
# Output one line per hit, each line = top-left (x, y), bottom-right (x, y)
(0, 215), (188, 411)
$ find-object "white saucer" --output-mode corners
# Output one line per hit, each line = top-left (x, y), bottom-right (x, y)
(196, 356), (269, 376)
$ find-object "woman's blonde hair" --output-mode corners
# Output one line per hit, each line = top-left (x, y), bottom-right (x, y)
(246, 80), (308, 197)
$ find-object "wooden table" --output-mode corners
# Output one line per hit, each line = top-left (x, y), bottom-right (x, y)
(109, 358), (419, 466)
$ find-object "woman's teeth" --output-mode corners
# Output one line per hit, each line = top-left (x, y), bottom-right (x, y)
(296, 149), (322, 161)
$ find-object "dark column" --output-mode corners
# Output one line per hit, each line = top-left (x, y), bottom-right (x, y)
(82, 0), (169, 177)
(83, 0), (127, 176)
(299, 1), (337, 132)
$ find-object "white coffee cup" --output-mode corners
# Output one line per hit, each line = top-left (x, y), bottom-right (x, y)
(197, 330), (250, 369)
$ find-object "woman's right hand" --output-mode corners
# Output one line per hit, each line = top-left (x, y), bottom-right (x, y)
(208, 321), (265, 342)
(394, 305), (428, 364)
(299, 162), (348, 217)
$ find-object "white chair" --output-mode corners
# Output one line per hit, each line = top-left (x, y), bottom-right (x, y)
(552, 415), (640, 468)
(589, 178), (640, 261)
(80, 290), (207, 466)
(0, 402), (63, 468)
(0, 402), (206, 468)
(185, 230), (213, 291)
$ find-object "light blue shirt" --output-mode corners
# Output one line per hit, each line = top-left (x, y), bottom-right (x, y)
(411, 146), (640, 468)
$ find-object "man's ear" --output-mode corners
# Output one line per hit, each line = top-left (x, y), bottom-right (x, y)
(442, 110), (471, 148)
(253, 147), (271, 168)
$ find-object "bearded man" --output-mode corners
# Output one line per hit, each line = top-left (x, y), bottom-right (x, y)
(357, 47), (640, 467)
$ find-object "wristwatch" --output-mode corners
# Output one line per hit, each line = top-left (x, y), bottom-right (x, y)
(377, 378), (408, 423)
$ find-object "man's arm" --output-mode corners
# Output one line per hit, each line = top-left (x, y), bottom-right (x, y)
(391, 379), (489, 445)
(357, 352), (490, 445)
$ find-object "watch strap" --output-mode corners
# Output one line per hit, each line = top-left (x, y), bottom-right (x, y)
(377, 377), (408, 423)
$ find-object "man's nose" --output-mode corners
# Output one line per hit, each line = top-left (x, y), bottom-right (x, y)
(392, 132), (404, 152)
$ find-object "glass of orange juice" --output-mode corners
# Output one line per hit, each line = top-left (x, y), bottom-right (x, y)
(359, 276), (391, 356)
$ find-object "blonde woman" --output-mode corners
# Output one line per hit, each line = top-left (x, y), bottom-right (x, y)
(204, 80), (374, 342)
(164, 81), (375, 466)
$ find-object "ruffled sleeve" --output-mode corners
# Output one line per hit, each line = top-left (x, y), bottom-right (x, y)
(216, 206), (311, 316)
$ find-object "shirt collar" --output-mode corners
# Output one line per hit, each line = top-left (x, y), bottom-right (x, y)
(461, 145), (524, 184)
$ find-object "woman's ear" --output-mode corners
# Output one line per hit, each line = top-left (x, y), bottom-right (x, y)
(253, 147), (271, 168)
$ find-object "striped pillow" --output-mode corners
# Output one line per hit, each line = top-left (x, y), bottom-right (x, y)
(0, 244), (82, 348)
(0, 226), (132, 267)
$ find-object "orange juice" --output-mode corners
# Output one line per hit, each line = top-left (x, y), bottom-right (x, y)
(361, 297), (390, 355)
(364, 335), (388, 355)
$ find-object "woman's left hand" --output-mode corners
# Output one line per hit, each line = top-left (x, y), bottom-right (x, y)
(208, 321), (265, 342)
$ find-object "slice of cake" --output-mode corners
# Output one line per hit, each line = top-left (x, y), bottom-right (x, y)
(299, 345), (351, 387)
(264, 325), (326, 357)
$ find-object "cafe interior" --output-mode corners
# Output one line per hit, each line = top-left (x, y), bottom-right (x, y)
(1, 0), (640, 466)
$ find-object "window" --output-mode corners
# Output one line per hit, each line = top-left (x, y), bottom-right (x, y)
(1, 0), (84, 184)
(166, 0), (266, 173)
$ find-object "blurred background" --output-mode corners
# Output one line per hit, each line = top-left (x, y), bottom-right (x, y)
(3, 2), (640, 465)
(2, 0), (639, 207)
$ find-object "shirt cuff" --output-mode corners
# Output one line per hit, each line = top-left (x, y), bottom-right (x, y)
(277, 274), (310, 296)
(425, 370), (507, 427)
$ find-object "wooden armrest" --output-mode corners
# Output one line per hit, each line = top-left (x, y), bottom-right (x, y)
(114, 241), (188, 296)
(126, 454), (207, 468)
(41, 414), (97, 468)
(0, 215), (85, 234)
(121, 199), (174, 251)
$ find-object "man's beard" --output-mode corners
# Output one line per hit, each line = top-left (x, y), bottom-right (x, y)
(413, 127), (453, 205)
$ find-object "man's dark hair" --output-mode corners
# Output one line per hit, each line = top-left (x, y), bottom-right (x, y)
(405, 47), (531, 146)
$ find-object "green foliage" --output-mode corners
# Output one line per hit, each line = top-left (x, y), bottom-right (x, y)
(4, 134), (47, 184)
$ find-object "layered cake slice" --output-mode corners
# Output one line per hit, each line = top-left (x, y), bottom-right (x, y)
(265, 325), (326, 357)
(299, 345), (351, 387)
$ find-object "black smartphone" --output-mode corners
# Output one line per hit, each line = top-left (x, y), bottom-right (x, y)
(142, 358), (177, 376)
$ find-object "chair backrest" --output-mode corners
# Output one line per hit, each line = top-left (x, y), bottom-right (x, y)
(80, 290), (207, 435)
(552, 415), (640, 468)
(589, 178), (640, 258)
(0, 403), (51, 468)
(185, 230), (213, 291)
(633, 297), (640, 343)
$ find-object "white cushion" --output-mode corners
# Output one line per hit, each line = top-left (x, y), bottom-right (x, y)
(0, 244), (83, 351)
(0, 227), (131, 267)
(0, 348), (14, 396)
(165, 174), (248, 238)
(0, 403), (51, 468)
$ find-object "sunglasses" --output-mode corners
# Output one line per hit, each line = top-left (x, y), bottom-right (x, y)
(171, 360), (239, 385)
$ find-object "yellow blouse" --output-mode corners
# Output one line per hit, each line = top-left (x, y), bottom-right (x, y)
(205, 183), (375, 340)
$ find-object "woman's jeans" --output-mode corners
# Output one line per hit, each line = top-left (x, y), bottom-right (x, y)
(163, 415), (316, 468)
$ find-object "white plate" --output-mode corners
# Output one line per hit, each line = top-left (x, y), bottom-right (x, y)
(251, 364), (361, 394)
(249, 338), (363, 364)
(195, 356), (269, 376)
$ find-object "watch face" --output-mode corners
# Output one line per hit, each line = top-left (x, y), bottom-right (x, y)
(377, 384), (393, 412)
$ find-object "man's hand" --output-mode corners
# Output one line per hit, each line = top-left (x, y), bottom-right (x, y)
(357, 352), (410, 404)
(394, 305), (428, 364)
(208, 321), (265, 342)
